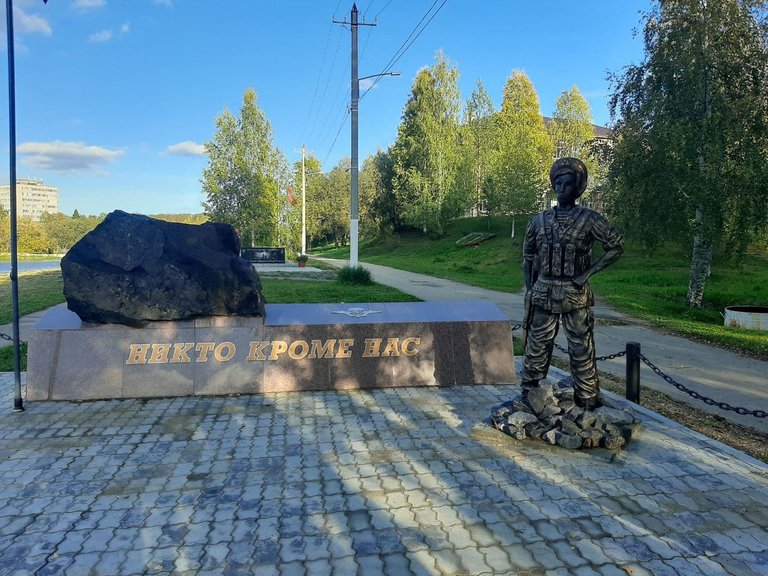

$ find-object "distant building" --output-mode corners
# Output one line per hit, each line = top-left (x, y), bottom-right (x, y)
(0, 179), (60, 221)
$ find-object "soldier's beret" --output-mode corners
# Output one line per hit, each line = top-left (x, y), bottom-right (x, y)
(549, 157), (588, 198)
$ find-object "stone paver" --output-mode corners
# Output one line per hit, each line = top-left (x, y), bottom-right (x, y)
(0, 368), (766, 575)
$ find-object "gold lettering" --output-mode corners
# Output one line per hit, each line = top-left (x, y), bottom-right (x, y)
(195, 342), (215, 362)
(126, 344), (150, 365)
(336, 339), (354, 358)
(214, 342), (236, 362)
(401, 337), (420, 357)
(148, 343), (171, 364)
(382, 338), (400, 357)
(309, 339), (336, 359)
(362, 338), (382, 358)
(269, 340), (288, 360)
(171, 343), (194, 363)
(246, 341), (270, 361)
(288, 340), (309, 359)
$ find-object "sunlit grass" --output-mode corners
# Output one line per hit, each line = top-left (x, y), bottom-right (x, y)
(315, 215), (526, 293)
(315, 216), (768, 358)
(0, 269), (65, 325)
(261, 278), (419, 304)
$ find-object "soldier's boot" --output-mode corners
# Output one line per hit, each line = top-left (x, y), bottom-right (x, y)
(520, 380), (539, 398)
(574, 394), (602, 411)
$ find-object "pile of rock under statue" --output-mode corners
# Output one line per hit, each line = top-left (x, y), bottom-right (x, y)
(491, 379), (639, 450)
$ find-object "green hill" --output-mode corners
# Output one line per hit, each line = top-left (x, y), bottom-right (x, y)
(316, 215), (768, 358)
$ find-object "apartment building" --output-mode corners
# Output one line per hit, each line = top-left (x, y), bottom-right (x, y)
(0, 179), (60, 221)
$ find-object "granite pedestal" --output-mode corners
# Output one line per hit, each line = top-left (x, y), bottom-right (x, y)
(26, 301), (515, 401)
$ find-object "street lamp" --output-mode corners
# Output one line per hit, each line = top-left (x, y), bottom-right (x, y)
(350, 70), (399, 267)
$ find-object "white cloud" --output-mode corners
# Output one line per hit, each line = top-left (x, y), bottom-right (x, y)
(359, 78), (377, 91)
(121, 22), (130, 34)
(14, 6), (53, 36)
(88, 29), (113, 43)
(167, 141), (206, 157)
(73, 0), (106, 9)
(154, 0), (173, 6)
(19, 141), (124, 172)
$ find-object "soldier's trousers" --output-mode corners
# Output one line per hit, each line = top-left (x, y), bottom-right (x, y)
(521, 305), (599, 402)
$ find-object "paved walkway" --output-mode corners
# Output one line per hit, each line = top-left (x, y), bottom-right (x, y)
(318, 259), (768, 435)
(1, 260), (767, 575)
(1, 368), (767, 575)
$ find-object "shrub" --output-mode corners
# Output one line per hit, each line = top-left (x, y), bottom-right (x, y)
(337, 265), (373, 285)
(296, 254), (309, 263)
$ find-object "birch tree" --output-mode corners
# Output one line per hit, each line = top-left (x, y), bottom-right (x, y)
(609, 0), (768, 307)
(202, 88), (286, 247)
(459, 79), (497, 217)
(392, 52), (463, 236)
(489, 70), (554, 215)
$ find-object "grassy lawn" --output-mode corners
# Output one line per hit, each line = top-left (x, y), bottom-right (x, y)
(4, 222), (767, 360)
(262, 278), (420, 304)
(315, 216), (768, 358)
(0, 254), (63, 262)
(317, 215), (526, 293)
(590, 244), (768, 357)
(0, 269), (65, 325)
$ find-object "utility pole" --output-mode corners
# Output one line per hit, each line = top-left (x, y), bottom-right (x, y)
(334, 4), (375, 268)
(301, 145), (307, 255)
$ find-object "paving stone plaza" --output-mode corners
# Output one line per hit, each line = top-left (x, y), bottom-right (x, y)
(0, 366), (767, 575)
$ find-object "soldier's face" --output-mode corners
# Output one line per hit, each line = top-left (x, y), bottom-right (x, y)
(554, 173), (578, 204)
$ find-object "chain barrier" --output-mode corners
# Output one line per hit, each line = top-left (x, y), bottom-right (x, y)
(510, 318), (765, 418)
(596, 350), (627, 362)
(638, 352), (767, 418)
(551, 340), (627, 362)
(0, 332), (25, 346)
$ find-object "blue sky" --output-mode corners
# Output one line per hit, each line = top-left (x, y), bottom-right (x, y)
(1, 0), (650, 216)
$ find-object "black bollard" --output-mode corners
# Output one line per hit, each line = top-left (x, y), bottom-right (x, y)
(626, 342), (641, 404)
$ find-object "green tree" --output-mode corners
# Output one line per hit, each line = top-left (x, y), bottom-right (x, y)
(202, 88), (286, 247)
(548, 85), (607, 208)
(392, 51), (463, 236)
(459, 79), (497, 217)
(316, 158), (350, 247)
(489, 70), (554, 215)
(40, 212), (102, 252)
(292, 152), (323, 252)
(548, 85), (595, 159)
(609, 0), (768, 307)
(359, 148), (397, 236)
(151, 213), (208, 225)
(17, 217), (52, 254)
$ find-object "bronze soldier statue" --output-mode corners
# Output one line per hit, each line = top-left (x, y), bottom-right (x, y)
(521, 157), (623, 410)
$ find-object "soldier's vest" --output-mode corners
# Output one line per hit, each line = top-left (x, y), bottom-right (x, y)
(536, 207), (596, 279)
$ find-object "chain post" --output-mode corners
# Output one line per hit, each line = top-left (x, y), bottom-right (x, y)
(625, 342), (641, 404)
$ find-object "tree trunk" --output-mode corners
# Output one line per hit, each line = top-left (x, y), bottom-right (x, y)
(686, 207), (712, 308)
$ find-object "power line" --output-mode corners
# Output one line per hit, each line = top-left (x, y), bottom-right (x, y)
(376, 0), (440, 73)
(362, 0), (448, 99)
(373, 0), (395, 20)
(305, 26), (346, 144)
(314, 58), (349, 155)
(300, 21), (335, 145)
(323, 107), (350, 166)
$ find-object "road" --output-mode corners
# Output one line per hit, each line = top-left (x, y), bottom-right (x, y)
(319, 258), (768, 434)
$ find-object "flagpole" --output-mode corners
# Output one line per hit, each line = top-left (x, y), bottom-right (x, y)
(6, 0), (24, 412)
